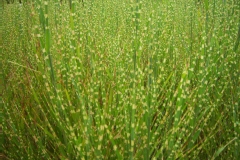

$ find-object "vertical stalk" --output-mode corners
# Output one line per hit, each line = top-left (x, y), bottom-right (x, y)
(44, 1), (55, 87)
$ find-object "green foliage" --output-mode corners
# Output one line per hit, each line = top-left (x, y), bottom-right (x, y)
(2, 0), (239, 159)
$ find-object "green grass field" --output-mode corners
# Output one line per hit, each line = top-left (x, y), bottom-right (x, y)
(2, 0), (239, 159)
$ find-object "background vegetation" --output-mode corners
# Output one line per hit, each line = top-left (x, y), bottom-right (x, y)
(2, 0), (239, 159)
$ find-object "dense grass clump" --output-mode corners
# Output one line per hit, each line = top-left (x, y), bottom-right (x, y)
(2, 0), (239, 159)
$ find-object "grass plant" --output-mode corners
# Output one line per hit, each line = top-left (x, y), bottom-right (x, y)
(2, 0), (239, 159)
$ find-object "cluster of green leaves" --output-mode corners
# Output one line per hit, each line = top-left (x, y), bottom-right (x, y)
(2, 0), (239, 159)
